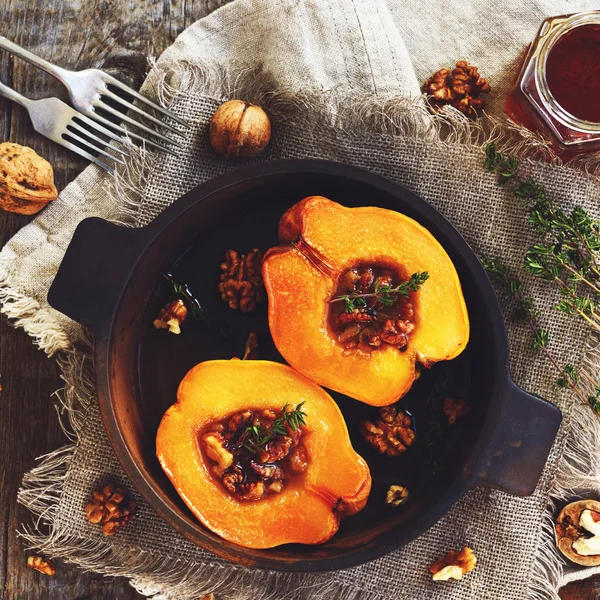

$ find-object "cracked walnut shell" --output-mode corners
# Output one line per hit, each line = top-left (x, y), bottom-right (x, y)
(423, 61), (490, 117)
(0, 143), (58, 214)
(218, 248), (264, 313)
(210, 99), (271, 160)
(360, 406), (415, 456)
(386, 485), (409, 507)
(85, 483), (137, 536)
(556, 499), (600, 566)
(430, 546), (477, 581)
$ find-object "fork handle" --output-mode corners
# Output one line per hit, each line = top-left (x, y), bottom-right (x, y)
(0, 36), (68, 80)
(0, 79), (32, 109)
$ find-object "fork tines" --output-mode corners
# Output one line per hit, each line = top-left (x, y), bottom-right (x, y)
(61, 112), (131, 173)
(84, 73), (188, 154)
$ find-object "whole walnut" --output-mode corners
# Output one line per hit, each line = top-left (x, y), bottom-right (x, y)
(210, 100), (271, 160)
(0, 143), (58, 214)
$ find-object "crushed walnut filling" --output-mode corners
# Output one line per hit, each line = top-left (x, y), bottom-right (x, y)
(200, 406), (308, 502)
(330, 264), (416, 353)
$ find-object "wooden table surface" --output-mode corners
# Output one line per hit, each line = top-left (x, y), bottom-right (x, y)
(1, 1), (599, 599)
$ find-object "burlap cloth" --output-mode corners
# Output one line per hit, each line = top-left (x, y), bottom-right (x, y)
(3, 1), (600, 598)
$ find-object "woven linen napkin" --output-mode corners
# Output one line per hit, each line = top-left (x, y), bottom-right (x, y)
(3, 1), (600, 599)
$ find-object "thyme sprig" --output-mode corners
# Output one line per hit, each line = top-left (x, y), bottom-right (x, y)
(484, 143), (600, 335)
(240, 403), (307, 454)
(481, 255), (600, 415)
(483, 142), (600, 415)
(332, 272), (430, 313)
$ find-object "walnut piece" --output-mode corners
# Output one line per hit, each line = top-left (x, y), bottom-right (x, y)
(153, 299), (188, 334)
(218, 249), (264, 313)
(27, 555), (56, 576)
(288, 445), (308, 474)
(338, 309), (376, 324)
(85, 483), (137, 536)
(0, 143), (58, 214)
(202, 432), (234, 476)
(443, 397), (471, 425)
(238, 481), (265, 501)
(386, 485), (409, 507)
(556, 499), (600, 566)
(210, 99), (271, 160)
(360, 406), (415, 456)
(259, 435), (293, 463)
(242, 331), (259, 360)
(250, 460), (284, 480)
(267, 480), (284, 493)
(423, 61), (490, 117)
(379, 319), (408, 347)
(221, 467), (244, 494)
(430, 547), (477, 581)
(228, 410), (253, 432)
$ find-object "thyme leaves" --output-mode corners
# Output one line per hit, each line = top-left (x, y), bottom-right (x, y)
(240, 403), (307, 454)
(482, 144), (600, 416)
(332, 271), (429, 313)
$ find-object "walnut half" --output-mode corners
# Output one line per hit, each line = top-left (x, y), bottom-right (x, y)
(430, 547), (477, 581)
(218, 249), (264, 313)
(556, 499), (600, 566)
(360, 406), (415, 456)
(85, 483), (137, 536)
(423, 61), (490, 117)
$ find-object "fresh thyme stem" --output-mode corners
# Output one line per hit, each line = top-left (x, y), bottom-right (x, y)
(485, 143), (600, 335)
(331, 271), (429, 313)
(559, 263), (600, 295)
(240, 403), (307, 454)
(481, 256), (600, 416)
(483, 143), (600, 415)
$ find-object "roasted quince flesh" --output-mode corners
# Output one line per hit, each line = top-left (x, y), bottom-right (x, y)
(156, 360), (371, 549)
(263, 196), (470, 406)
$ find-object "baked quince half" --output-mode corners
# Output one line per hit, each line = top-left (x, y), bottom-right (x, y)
(262, 196), (470, 406)
(156, 359), (371, 549)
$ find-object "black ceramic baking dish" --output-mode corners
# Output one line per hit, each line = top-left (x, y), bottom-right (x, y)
(48, 160), (561, 571)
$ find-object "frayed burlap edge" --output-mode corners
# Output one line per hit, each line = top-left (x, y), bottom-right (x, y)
(3, 57), (600, 599)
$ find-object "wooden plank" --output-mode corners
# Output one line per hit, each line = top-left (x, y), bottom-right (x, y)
(0, 1), (211, 597)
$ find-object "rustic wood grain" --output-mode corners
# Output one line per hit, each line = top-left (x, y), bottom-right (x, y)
(0, 1), (213, 598)
(0, 0), (599, 598)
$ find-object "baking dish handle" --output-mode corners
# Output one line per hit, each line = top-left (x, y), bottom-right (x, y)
(473, 378), (562, 496)
(48, 217), (144, 334)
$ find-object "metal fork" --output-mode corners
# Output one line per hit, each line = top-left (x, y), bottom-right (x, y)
(0, 79), (128, 172)
(0, 36), (189, 152)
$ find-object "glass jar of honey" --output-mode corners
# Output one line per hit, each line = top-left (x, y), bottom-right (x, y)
(504, 11), (600, 154)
